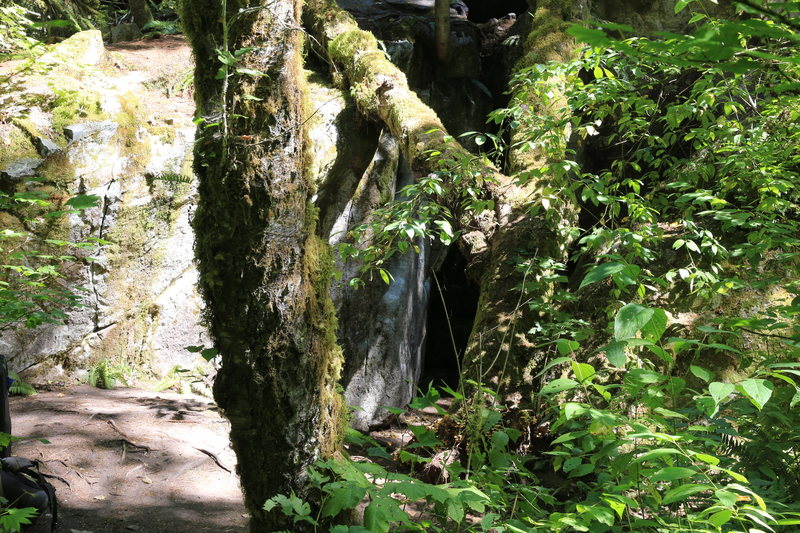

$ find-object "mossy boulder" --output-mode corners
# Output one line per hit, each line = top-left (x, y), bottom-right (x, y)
(0, 31), (210, 385)
(39, 29), (107, 68)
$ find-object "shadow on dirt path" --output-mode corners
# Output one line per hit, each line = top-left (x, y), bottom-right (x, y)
(11, 386), (247, 533)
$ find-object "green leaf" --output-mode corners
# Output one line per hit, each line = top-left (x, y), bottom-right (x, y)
(568, 463), (595, 478)
(321, 484), (367, 517)
(625, 369), (664, 385)
(720, 468), (748, 483)
(736, 379), (773, 410)
(564, 402), (587, 420)
(534, 356), (572, 378)
(714, 489), (738, 507)
(604, 341), (627, 367)
(65, 194), (100, 210)
(541, 378), (579, 395)
(552, 430), (588, 445)
(556, 339), (580, 355)
(641, 308), (668, 343)
(571, 361), (596, 382)
(614, 303), (654, 341)
(651, 467), (697, 482)
(692, 453), (720, 466)
(563, 456), (582, 473)
(709, 509), (733, 527)
(0, 507), (35, 531)
(579, 262), (626, 289)
(235, 67), (267, 77)
(200, 348), (219, 361)
(633, 448), (683, 463)
(604, 498), (626, 519)
(690, 365), (714, 383)
(728, 483), (766, 511)
(674, 0), (691, 13)
(661, 483), (714, 505)
(709, 382), (735, 404)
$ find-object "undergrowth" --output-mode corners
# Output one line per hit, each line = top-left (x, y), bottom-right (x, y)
(269, 1), (800, 531)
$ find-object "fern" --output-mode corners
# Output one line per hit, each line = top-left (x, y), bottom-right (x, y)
(86, 359), (130, 389)
(148, 172), (193, 184)
(7, 372), (35, 396)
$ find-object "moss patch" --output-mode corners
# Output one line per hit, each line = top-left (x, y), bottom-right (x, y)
(304, 233), (345, 456)
(49, 88), (105, 139)
(0, 123), (39, 166)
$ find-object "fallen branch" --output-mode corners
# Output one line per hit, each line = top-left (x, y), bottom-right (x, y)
(193, 447), (233, 473)
(100, 417), (152, 451)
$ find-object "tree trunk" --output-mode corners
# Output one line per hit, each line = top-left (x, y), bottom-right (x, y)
(181, 0), (343, 530)
(434, 0), (450, 63)
(461, 0), (582, 397)
(128, 0), (153, 26)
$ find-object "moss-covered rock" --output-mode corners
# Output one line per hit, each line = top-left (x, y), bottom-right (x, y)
(1, 30), (208, 385)
(39, 29), (107, 68)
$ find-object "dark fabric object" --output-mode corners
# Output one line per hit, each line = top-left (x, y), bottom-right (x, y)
(0, 457), (58, 532)
(0, 355), (11, 458)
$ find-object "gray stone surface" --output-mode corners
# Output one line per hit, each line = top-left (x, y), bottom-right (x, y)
(0, 32), (209, 384)
(110, 23), (143, 43)
(64, 121), (118, 144)
(0, 157), (42, 179)
(35, 136), (61, 156)
(307, 76), (436, 430)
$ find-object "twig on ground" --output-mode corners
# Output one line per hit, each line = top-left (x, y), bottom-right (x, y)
(193, 447), (233, 474)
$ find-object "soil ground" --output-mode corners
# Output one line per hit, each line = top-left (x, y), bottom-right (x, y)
(11, 385), (247, 533)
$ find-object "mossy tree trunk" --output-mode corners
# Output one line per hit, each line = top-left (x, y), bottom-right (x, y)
(461, 0), (582, 397)
(182, 0), (343, 531)
(127, 0), (153, 26)
(304, 0), (582, 398)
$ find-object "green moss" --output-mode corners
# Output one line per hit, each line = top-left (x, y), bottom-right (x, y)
(49, 88), (105, 138)
(521, 7), (575, 66)
(304, 234), (345, 456)
(11, 117), (40, 140)
(0, 124), (39, 166)
(92, 304), (160, 375)
(111, 91), (153, 172)
(146, 125), (177, 144)
(36, 152), (77, 187)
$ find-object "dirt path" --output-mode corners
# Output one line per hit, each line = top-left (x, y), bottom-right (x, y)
(11, 386), (247, 533)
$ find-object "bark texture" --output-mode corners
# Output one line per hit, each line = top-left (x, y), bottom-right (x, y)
(182, 0), (343, 530)
(461, 0), (582, 395)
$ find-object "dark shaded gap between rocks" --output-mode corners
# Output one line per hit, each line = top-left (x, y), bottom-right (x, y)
(421, 245), (479, 392)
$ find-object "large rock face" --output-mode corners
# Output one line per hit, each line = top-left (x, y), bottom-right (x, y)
(0, 31), (210, 380)
(307, 74), (439, 430)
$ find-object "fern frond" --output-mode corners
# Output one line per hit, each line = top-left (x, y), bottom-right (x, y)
(149, 172), (193, 184)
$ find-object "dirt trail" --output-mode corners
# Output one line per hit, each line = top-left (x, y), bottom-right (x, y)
(11, 385), (247, 533)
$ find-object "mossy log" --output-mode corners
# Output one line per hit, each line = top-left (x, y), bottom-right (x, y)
(305, 0), (581, 395)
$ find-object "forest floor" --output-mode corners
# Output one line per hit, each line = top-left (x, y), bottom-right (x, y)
(11, 385), (247, 533)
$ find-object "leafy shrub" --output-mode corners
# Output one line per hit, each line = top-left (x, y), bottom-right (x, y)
(0, 189), (102, 331)
(0, 2), (36, 54)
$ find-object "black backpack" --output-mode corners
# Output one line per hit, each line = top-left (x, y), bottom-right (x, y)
(0, 355), (58, 532)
